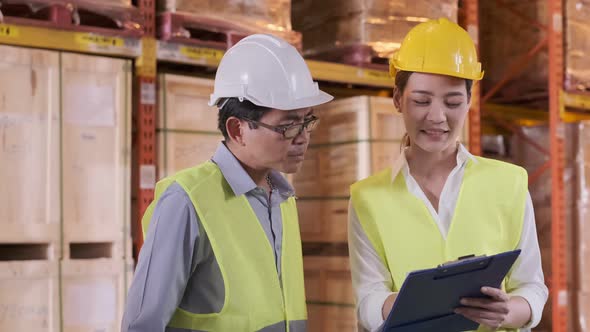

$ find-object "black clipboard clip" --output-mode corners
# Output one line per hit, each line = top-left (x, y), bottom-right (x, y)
(437, 254), (487, 268)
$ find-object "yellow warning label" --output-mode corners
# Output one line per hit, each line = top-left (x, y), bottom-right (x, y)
(75, 34), (124, 48)
(179, 46), (224, 63)
(0, 25), (19, 38)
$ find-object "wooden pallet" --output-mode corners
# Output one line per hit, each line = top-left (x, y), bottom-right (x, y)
(157, 11), (302, 51)
(0, 0), (143, 37)
(158, 12), (248, 50)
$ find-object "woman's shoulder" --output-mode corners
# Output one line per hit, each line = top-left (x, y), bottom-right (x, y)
(351, 167), (393, 190)
(471, 156), (528, 182)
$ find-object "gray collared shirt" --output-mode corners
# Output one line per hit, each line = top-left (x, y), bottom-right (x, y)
(122, 142), (295, 332)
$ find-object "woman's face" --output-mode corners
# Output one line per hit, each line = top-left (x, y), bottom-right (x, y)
(394, 72), (470, 153)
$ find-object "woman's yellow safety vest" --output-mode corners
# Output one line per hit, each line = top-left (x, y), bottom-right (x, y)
(142, 161), (307, 331)
(351, 157), (528, 332)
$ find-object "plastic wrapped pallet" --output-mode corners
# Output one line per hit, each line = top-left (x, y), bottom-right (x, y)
(566, 1), (590, 92)
(480, 0), (590, 101)
(292, 0), (458, 63)
(68, 0), (144, 35)
(0, 0), (144, 35)
(73, 0), (132, 6)
(479, 0), (549, 102)
(0, 45), (61, 247)
(158, 0), (299, 47)
(157, 74), (221, 179)
(304, 256), (357, 332)
(160, 0), (291, 29)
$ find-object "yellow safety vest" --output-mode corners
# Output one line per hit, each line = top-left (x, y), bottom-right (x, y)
(142, 161), (307, 331)
(351, 157), (528, 332)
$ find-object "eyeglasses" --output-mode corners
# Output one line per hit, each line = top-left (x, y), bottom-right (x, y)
(242, 115), (320, 139)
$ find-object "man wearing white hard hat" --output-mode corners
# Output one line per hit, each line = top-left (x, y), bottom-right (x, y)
(121, 34), (333, 332)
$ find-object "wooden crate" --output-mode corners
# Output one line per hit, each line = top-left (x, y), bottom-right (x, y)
(295, 141), (402, 198)
(157, 74), (222, 178)
(0, 45), (61, 245)
(61, 258), (128, 332)
(304, 256), (357, 332)
(157, 131), (222, 178)
(312, 96), (404, 145)
(0, 260), (60, 332)
(294, 96), (403, 198)
(158, 74), (218, 132)
(297, 199), (349, 243)
(125, 258), (135, 292)
(61, 53), (131, 250)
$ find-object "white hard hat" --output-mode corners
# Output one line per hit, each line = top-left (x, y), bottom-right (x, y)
(209, 34), (333, 110)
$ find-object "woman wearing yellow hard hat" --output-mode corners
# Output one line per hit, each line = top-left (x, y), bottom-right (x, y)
(348, 18), (548, 331)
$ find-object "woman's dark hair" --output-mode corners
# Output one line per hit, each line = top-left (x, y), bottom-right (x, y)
(394, 71), (473, 148)
(217, 98), (272, 140)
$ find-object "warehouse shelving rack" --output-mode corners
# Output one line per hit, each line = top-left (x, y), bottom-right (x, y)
(472, 0), (590, 331)
(2, 1), (589, 331)
(0, 1), (397, 255)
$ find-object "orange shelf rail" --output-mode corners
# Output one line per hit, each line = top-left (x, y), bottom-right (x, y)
(548, 0), (568, 331)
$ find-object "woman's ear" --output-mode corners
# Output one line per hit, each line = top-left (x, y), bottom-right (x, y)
(393, 88), (402, 112)
(226, 117), (246, 146)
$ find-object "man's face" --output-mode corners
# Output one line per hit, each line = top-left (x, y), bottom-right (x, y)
(241, 107), (315, 174)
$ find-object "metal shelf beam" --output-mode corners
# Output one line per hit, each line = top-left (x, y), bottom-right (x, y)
(0, 23), (142, 57)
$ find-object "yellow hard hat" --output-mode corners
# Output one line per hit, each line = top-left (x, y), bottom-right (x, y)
(389, 18), (484, 81)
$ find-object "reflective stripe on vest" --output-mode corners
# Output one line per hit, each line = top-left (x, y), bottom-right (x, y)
(142, 161), (307, 331)
(351, 157), (527, 332)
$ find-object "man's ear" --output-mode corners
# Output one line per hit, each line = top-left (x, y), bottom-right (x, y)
(226, 117), (246, 146)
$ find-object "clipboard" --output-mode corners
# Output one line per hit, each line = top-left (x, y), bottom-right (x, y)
(383, 249), (521, 332)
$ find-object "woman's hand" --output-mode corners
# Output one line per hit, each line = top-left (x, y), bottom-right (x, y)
(455, 287), (532, 330)
(382, 293), (398, 320)
(454, 287), (510, 330)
